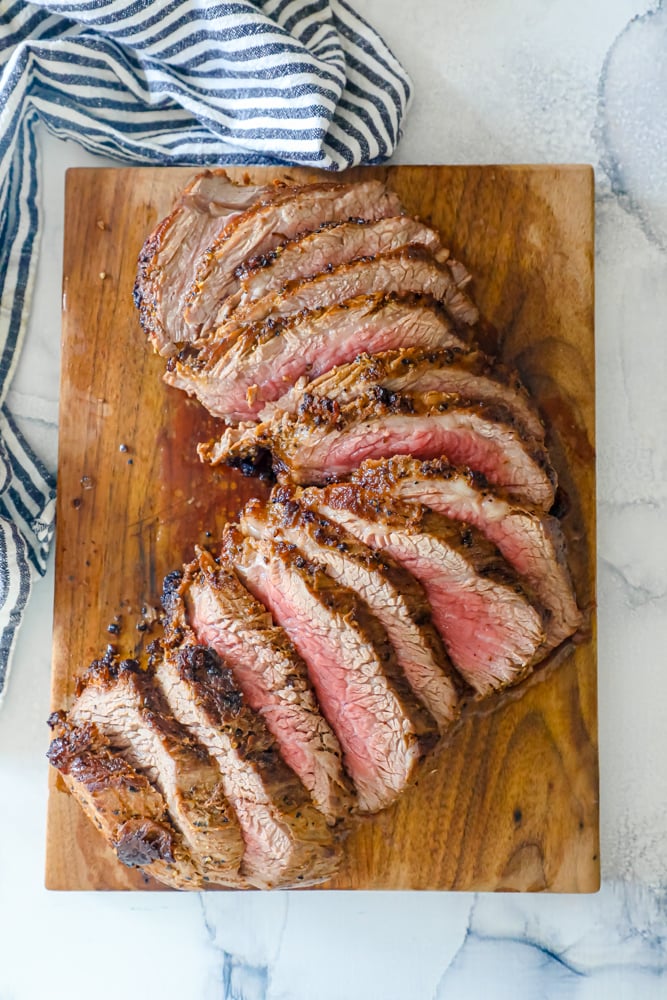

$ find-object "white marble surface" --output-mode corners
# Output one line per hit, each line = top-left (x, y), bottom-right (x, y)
(1, 1), (667, 996)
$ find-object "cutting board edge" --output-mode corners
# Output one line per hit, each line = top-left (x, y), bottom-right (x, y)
(46, 163), (599, 894)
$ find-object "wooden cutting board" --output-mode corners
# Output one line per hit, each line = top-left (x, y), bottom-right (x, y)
(46, 165), (598, 892)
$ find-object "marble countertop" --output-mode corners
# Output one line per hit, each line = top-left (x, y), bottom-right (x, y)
(1, 1), (666, 996)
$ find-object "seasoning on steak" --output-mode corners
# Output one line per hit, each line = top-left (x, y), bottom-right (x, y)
(134, 169), (270, 356)
(170, 553), (355, 822)
(206, 246), (479, 353)
(167, 294), (466, 422)
(201, 391), (557, 511)
(222, 525), (438, 813)
(155, 632), (339, 889)
(241, 492), (461, 729)
(47, 711), (204, 890)
(297, 483), (546, 696)
(69, 652), (246, 886)
(281, 347), (545, 442)
(184, 179), (404, 334)
(215, 215), (456, 324)
(352, 457), (584, 649)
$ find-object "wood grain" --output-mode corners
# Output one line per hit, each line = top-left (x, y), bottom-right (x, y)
(46, 165), (598, 892)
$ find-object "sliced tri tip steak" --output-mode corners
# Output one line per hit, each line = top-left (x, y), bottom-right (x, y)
(47, 711), (206, 890)
(241, 491), (460, 730)
(206, 245), (479, 349)
(297, 483), (546, 697)
(134, 169), (272, 356)
(202, 391), (557, 512)
(281, 347), (545, 442)
(214, 215), (458, 325)
(222, 524), (439, 814)
(156, 630), (340, 889)
(68, 651), (247, 887)
(167, 294), (466, 422)
(184, 179), (405, 335)
(351, 457), (584, 650)
(166, 554), (355, 823)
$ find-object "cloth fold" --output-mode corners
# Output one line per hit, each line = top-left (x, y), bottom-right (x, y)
(0, 0), (411, 705)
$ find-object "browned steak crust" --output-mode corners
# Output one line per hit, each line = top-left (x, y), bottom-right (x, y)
(155, 629), (340, 889)
(47, 712), (205, 890)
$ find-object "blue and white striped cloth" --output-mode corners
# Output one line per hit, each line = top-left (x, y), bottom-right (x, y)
(0, 0), (411, 705)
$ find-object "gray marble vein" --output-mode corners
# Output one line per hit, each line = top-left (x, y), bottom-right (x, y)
(199, 893), (291, 1000)
(221, 953), (269, 1000)
(597, 2), (667, 251)
(435, 886), (667, 999)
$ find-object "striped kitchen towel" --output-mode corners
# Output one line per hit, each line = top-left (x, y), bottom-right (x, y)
(0, 0), (411, 705)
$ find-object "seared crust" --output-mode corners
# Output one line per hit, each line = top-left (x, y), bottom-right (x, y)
(156, 616), (340, 889)
(297, 482), (546, 696)
(223, 524), (438, 813)
(167, 293), (465, 423)
(134, 169), (269, 355)
(201, 389), (557, 511)
(206, 245), (479, 354)
(180, 549), (356, 821)
(287, 347), (545, 442)
(47, 712), (204, 890)
(351, 456), (584, 649)
(70, 653), (246, 887)
(243, 491), (461, 729)
(184, 179), (404, 333)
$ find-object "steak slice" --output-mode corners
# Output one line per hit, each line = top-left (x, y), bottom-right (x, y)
(284, 347), (545, 441)
(156, 634), (339, 889)
(69, 653), (246, 887)
(241, 493), (460, 729)
(223, 526), (438, 814)
(207, 246), (479, 350)
(185, 179), (404, 334)
(202, 392), (557, 511)
(134, 169), (269, 356)
(167, 294), (465, 422)
(47, 712), (203, 890)
(352, 457), (584, 649)
(215, 216), (454, 324)
(169, 553), (354, 822)
(299, 483), (546, 696)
